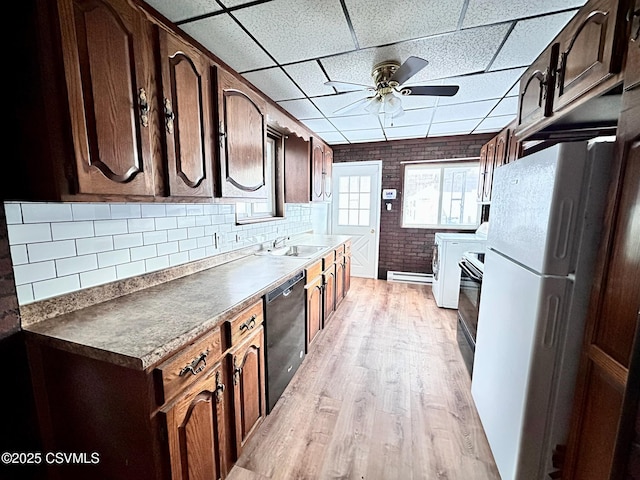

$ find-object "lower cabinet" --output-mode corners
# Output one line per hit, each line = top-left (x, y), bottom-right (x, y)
(305, 273), (323, 350)
(162, 363), (228, 480)
(229, 327), (266, 457)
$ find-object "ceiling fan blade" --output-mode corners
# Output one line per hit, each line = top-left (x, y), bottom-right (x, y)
(401, 85), (460, 97)
(390, 56), (429, 85)
(332, 96), (373, 115)
(324, 80), (374, 91)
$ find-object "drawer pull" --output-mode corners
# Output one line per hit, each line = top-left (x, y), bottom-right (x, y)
(233, 356), (242, 386)
(179, 350), (209, 377)
(239, 315), (257, 332)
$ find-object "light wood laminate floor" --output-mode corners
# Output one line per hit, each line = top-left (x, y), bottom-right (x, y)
(228, 277), (500, 480)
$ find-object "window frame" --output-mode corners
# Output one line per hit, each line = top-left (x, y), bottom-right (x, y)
(235, 129), (285, 224)
(400, 159), (481, 230)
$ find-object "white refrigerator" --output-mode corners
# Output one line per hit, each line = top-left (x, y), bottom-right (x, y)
(471, 139), (615, 480)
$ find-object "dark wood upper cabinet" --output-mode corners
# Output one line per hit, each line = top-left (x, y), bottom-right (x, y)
(517, 44), (559, 133)
(217, 69), (267, 198)
(158, 30), (214, 198)
(284, 133), (311, 203)
(58, 0), (157, 196)
(311, 139), (333, 202)
(554, 0), (627, 112)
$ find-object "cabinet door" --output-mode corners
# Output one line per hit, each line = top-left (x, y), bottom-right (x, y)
(159, 31), (214, 198)
(284, 133), (310, 203)
(312, 141), (325, 202)
(554, 0), (626, 111)
(162, 362), (227, 480)
(218, 70), (267, 198)
(230, 328), (266, 457)
(335, 259), (345, 307)
(323, 147), (333, 201)
(57, 0), (156, 196)
(494, 128), (510, 168)
(305, 275), (323, 351)
(517, 44), (558, 133)
(323, 265), (336, 325)
(344, 252), (351, 295)
(623, 0), (640, 106)
(482, 137), (497, 203)
(506, 127), (522, 164)
(477, 143), (489, 203)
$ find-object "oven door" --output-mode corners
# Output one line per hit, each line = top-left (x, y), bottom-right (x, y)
(457, 258), (482, 375)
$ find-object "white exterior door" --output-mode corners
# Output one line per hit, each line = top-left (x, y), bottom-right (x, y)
(331, 161), (381, 278)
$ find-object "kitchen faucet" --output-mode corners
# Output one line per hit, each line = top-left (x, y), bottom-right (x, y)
(272, 236), (288, 248)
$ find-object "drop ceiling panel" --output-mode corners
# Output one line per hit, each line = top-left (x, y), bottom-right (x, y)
(342, 128), (386, 143)
(490, 11), (578, 71)
(302, 118), (339, 133)
(232, 0), (356, 64)
(318, 131), (349, 144)
(432, 99), (499, 123)
(311, 91), (372, 118)
(436, 68), (526, 105)
(462, 0), (586, 28)
(428, 119), (480, 136)
(181, 14), (275, 72)
(242, 68), (305, 101)
(320, 24), (512, 86)
(144, 0), (221, 22)
(277, 99), (323, 120)
(474, 115), (515, 132)
(283, 61), (334, 97)
(380, 108), (434, 128)
(345, 0), (465, 48)
(384, 124), (429, 140)
(489, 96), (518, 117)
(327, 114), (382, 131)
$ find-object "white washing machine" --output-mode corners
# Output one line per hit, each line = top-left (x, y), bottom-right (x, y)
(431, 223), (488, 309)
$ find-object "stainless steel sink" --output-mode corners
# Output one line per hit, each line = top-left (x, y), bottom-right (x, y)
(262, 245), (327, 258)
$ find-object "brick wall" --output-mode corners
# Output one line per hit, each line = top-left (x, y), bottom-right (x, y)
(332, 134), (493, 279)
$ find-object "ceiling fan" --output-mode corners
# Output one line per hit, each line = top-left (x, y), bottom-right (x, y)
(324, 56), (459, 119)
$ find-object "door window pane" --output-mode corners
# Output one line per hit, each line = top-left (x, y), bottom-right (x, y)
(337, 174), (372, 227)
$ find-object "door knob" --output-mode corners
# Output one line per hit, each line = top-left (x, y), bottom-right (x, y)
(370, 229), (375, 234)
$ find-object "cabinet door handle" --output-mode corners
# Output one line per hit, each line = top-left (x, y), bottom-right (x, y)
(138, 88), (149, 128)
(233, 357), (242, 386)
(179, 350), (209, 377)
(164, 98), (175, 134)
(214, 371), (225, 403)
(629, 8), (640, 42)
(239, 315), (257, 332)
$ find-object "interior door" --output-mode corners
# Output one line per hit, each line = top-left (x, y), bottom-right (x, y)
(331, 161), (381, 278)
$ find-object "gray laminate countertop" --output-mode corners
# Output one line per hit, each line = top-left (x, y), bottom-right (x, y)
(22, 233), (351, 371)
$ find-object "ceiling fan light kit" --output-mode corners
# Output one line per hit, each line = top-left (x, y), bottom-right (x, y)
(325, 56), (460, 122)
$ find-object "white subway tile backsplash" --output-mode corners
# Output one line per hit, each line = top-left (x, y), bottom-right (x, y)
(166, 204), (186, 217)
(71, 203), (111, 221)
(4, 203), (23, 224)
(145, 255), (169, 272)
(22, 203), (73, 223)
(7, 223), (52, 245)
(130, 245), (157, 261)
(10, 245), (29, 265)
(15, 284), (34, 304)
(143, 230), (168, 245)
(76, 236), (114, 255)
(127, 218), (155, 233)
(51, 221), (94, 240)
(94, 219), (128, 236)
(7, 201), (313, 306)
(56, 254), (98, 276)
(154, 217), (177, 230)
(28, 240), (77, 262)
(113, 233), (143, 250)
(116, 260), (146, 280)
(111, 204), (141, 219)
(80, 267), (117, 288)
(13, 261), (57, 285)
(32, 274), (81, 301)
(97, 249), (131, 268)
(141, 204), (166, 218)
(157, 241), (179, 256)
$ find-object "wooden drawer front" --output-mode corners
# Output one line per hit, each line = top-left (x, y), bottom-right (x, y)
(228, 299), (264, 347)
(155, 327), (223, 405)
(306, 259), (323, 283)
(335, 244), (345, 259)
(322, 251), (335, 269)
(344, 241), (351, 254)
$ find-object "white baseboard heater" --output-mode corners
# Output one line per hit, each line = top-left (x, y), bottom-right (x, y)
(386, 271), (433, 285)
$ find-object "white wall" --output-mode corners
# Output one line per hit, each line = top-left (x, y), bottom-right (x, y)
(4, 201), (312, 305)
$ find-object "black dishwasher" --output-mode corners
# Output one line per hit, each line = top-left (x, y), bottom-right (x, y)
(264, 271), (306, 413)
